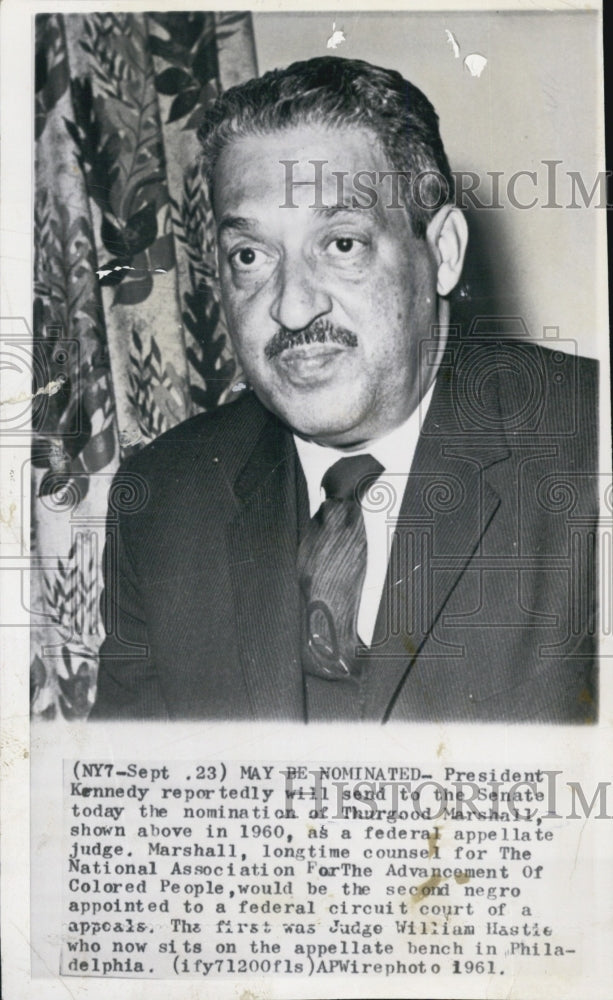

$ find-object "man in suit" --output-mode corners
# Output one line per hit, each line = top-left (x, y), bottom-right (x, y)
(91, 57), (598, 723)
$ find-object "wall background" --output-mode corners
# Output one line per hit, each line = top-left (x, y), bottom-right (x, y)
(253, 10), (606, 358)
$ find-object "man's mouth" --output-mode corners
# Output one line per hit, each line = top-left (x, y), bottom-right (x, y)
(275, 344), (345, 381)
(280, 345), (343, 362)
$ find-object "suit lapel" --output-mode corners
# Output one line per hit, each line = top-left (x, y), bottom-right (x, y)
(363, 360), (511, 721)
(226, 411), (306, 721)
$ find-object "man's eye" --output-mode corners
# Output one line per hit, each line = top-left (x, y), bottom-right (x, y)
(327, 237), (365, 257)
(332, 238), (354, 254)
(230, 247), (265, 269)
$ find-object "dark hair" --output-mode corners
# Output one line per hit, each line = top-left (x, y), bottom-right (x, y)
(197, 56), (454, 238)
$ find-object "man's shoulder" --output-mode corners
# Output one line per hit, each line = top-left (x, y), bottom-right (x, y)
(500, 338), (597, 404)
(459, 335), (598, 373)
(434, 335), (598, 456)
(513, 339), (598, 378)
(456, 336), (598, 419)
(122, 390), (267, 480)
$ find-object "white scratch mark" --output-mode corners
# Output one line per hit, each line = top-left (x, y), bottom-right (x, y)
(231, 382), (248, 392)
(445, 29), (461, 59)
(0, 378), (64, 408)
(464, 53), (488, 78)
(97, 265), (166, 278)
(326, 22), (346, 50)
(95, 264), (136, 279)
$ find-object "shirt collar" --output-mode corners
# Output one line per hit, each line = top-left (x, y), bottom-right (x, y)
(294, 380), (437, 516)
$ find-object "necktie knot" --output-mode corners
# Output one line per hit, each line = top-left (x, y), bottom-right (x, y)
(322, 454), (384, 504)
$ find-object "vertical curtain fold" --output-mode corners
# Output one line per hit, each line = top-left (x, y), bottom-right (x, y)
(31, 12), (257, 719)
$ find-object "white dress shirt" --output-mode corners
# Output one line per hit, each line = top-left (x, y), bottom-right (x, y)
(294, 381), (436, 645)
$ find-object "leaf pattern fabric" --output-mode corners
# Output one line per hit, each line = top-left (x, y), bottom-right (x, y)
(31, 12), (256, 719)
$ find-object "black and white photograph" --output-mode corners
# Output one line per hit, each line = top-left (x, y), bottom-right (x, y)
(27, 8), (605, 724)
(1, 2), (611, 999)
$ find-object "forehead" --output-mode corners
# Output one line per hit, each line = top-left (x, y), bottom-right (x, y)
(212, 124), (395, 215)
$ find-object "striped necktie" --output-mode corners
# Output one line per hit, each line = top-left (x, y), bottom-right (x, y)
(298, 454), (383, 681)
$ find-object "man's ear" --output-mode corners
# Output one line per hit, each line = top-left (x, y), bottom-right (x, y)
(426, 206), (468, 297)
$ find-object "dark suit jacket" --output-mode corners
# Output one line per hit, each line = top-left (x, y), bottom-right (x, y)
(91, 338), (598, 723)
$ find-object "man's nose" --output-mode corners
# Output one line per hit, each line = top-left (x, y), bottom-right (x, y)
(269, 258), (332, 331)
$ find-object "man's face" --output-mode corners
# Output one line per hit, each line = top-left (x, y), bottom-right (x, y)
(213, 124), (441, 447)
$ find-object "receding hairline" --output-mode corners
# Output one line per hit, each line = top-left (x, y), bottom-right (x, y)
(202, 112), (392, 178)
(198, 56), (455, 237)
(209, 118), (391, 166)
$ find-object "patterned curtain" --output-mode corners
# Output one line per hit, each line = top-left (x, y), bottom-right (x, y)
(31, 12), (257, 720)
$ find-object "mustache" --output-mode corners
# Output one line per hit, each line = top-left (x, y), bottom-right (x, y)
(264, 319), (358, 360)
